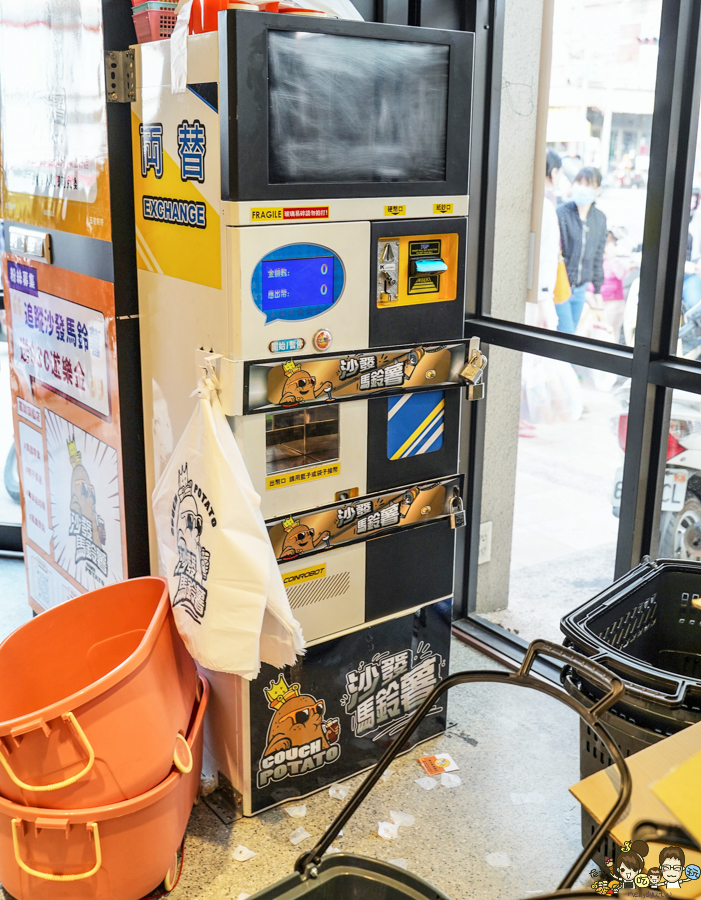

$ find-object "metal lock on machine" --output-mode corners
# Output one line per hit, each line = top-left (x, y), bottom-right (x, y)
(459, 340), (488, 401)
(449, 490), (466, 530)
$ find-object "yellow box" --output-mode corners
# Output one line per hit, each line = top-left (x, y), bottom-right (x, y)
(433, 203), (454, 214)
(377, 232), (459, 309)
(384, 205), (406, 217)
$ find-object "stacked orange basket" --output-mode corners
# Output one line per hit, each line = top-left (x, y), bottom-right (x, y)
(0, 577), (206, 900)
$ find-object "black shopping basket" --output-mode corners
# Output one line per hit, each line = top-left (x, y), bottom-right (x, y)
(561, 557), (701, 732)
(245, 640), (633, 900)
(560, 558), (701, 868)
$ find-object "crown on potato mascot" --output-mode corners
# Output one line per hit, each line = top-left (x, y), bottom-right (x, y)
(265, 675), (301, 710)
(67, 436), (82, 469)
(283, 360), (302, 377)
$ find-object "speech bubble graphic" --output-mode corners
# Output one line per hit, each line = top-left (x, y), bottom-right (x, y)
(251, 243), (345, 323)
(686, 864), (701, 880)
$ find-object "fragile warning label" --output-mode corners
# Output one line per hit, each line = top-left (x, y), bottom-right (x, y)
(282, 206), (329, 220)
(250, 206), (329, 222)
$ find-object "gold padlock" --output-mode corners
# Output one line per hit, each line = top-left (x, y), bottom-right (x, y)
(459, 348), (488, 385)
(449, 491), (466, 529)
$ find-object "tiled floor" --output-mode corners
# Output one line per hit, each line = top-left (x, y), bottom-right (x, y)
(0, 559), (593, 900)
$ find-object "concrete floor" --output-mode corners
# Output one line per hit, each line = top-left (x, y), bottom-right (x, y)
(0, 558), (593, 900)
(169, 637), (592, 900)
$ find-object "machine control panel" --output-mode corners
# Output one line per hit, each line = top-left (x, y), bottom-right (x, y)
(376, 231), (458, 308)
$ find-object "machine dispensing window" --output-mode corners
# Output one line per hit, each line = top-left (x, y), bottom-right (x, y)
(267, 32), (450, 185)
(266, 406), (340, 474)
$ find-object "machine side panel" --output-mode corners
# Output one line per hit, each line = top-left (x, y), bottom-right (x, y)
(278, 542), (366, 643)
(137, 268), (229, 572)
(366, 389), (461, 494)
(228, 221), (370, 360)
(365, 520), (455, 622)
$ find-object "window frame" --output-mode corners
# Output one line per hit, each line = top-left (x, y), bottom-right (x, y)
(453, 0), (701, 662)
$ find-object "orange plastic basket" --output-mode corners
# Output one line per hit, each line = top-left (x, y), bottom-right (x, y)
(0, 676), (208, 900)
(0, 578), (197, 809)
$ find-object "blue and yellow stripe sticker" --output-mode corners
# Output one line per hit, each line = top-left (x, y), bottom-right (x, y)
(387, 390), (445, 460)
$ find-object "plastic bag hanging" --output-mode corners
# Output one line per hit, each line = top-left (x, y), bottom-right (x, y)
(152, 362), (305, 678)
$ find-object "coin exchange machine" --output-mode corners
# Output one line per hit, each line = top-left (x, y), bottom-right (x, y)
(133, 11), (485, 814)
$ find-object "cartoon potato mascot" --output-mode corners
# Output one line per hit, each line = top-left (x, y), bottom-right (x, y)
(279, 359), (332, 407)
(68, 436), (106, 547)
(279, 516), (331, 560)
(263, 675), (340, 756)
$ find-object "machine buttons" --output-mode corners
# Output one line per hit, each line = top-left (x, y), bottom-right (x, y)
(313, 329), (332, 352)
(269, 338), (305, 353)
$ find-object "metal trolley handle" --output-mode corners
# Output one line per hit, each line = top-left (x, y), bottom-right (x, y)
(296, 639), (631, 893)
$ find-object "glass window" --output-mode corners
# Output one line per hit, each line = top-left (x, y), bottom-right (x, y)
(673, 111), (701, 360)
(0, 266), (21, 529)
(476, 349), (625, 643)
(489, 0), (661, 350)
(656, 389), (701, 559)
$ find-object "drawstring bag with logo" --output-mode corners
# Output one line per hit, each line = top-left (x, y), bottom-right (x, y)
(152, 364), (305, 679)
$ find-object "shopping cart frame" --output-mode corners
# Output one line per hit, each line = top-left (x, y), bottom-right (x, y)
(294, 639), (632, 893)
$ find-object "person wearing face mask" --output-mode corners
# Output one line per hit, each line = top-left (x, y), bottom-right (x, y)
(556, 166), (607, 333)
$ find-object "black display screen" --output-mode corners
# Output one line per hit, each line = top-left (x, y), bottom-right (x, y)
(267, 31), (450, 185)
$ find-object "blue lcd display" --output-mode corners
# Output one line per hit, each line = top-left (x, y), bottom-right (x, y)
(261, 256), (334, 311)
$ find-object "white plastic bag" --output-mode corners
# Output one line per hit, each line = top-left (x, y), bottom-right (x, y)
(152, 366), (304, 678)
(520, 354), (583, 425)
(576, 304), (615, 343)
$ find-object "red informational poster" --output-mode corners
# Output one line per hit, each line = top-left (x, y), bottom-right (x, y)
(2, 254), (127, 609)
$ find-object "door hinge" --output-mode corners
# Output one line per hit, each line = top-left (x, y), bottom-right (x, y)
(105, 50), (135, 103)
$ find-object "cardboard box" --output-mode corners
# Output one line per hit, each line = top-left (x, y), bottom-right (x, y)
(570, 721), (701, 896)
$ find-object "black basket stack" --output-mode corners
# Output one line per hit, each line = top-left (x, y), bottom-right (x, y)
(560, 557), (701, 868)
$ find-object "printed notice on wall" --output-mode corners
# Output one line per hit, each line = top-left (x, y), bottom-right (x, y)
(2, 254), (127, 608)
(0, 0), (111, 240)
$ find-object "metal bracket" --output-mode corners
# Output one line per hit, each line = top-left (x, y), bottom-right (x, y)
(105, 50), (135, 103)
(201, 772), (242, 826)
(195, 349), (243, 417)
(8, 227), (51, 264)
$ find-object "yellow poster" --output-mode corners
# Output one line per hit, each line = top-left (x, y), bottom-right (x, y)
(0, 1), (111, 241)
(131, 102), (221, 289)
